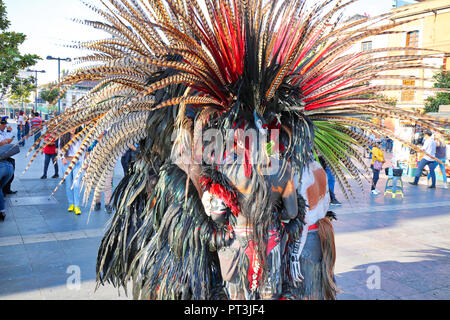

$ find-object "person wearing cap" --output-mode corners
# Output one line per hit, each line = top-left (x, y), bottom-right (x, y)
(410, 131), (437, 188)
(0, 118), (13, 141)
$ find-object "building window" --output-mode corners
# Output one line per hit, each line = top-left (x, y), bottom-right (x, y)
(361, 41), (372, 52)
(406, 30), (419, 54)
(401, 79), (415, 102)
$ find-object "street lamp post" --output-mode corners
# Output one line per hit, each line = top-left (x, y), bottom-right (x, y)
(26, 69), (46, 113)
(46, 56), (72, 114)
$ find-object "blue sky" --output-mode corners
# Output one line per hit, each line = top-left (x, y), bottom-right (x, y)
(4, 0), (405, 85)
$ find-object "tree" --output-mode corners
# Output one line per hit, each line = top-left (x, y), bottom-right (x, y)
(40, 87), (60, 104)
(7, 79), (35, 107)
(424, 71), (450, 113)
(39, 87), (62, 112)
(0, 1), (40, 99)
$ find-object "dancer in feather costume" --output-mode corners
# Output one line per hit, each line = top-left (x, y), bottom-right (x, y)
(25, 0), (450, 300)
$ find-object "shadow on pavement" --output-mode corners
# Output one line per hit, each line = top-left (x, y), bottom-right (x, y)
(336, 247), (450, 300)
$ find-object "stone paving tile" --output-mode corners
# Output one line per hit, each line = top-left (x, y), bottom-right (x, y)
(0, 243), (27, 256)
(339, 283), (400, 300)
(0, 290), (43, 300)
(0, 264), (33, 281)
(0, 275), (39, 296)
(399, 292), (438, 300)
(33, 268), (73, 290)
(0, 220), (21, 238)
(53, 230), (89, 241)
(399, 286), (450, 300)
(23, 241), (67, 267)
(0, 251), (30, 269)
(401, 275), (450, 294)
(378, 277), (423, 298)
(22, 233), (58, 244)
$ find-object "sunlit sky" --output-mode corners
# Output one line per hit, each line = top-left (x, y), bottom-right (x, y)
(4, 0), (414, 85)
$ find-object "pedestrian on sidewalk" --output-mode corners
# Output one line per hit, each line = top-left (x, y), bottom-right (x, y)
(410, 131), (437, 188)
(427, 134), (447, 188)
(59, 127), (84, 215)
(0, 136), (19, 221)
(86, 132), (114, 214)
(370, 142), (385, 195)
(0, 158), (14, 221)
(24, 113), (30, 143)
(319, 155), (341, 205)
(0, 118), (17, 195)
(30, 112), (43, 150)
(17, 111), (25, 147)
(121, 144), (138, 175)
(41, 134), (59, 179)
(386, 137), (393, 153)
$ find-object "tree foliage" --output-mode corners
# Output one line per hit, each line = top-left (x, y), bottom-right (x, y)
(39, 87), (60, 104)
(0, 1), (40, 98)
(7, 78), (35, 105)
(424, 71), (450, 113)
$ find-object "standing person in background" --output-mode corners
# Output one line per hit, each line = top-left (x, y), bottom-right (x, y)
(386, 137), (393, 153)
(59, 127), (84, 215)
(318, 155), (341, 206)
(0, 157), (14, 221)
(30, 112), (43, 150)
(427, 134), (447, 189)
(41, 134), (59, 179)
(17, 111), (25, 147)
(370, 142), (385, 195)
(121, 144), (138, 175)
(0, 118), (17, 195)
(410, 131), (437, 189)
(23, 113), (30, 143)
(87, 132), (114, 214)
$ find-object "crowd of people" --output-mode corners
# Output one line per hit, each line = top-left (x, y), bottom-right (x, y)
(409, 131), (448, 189)
(354, 127), (449, 195)
(0, 112), (447, 222)
(0, 112), (139, 221)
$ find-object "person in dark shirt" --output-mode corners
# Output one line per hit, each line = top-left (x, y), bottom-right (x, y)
(41, 134), (59, 179)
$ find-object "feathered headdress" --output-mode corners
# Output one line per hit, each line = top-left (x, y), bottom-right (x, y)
(23, 0), (450, 298)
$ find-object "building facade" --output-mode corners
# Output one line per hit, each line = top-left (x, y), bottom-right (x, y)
(385, 0), (450, 111)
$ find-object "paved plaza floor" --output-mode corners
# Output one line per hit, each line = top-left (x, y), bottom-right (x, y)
(0, 130), (448, 300)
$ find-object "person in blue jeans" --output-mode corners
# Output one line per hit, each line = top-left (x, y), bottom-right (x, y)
(17, 111), (25, 147)
(410, 131), (437, 188)
(319, 156), (341, 205)
(427, 135), (448, 188)
(0, 159), (14, 221)
(59, 128), (84, 215)
(62, 160), (82, 214)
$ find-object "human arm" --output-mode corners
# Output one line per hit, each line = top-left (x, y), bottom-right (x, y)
(0, 138), (13, 146)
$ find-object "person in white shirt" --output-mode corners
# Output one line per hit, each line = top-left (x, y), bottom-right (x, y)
(410, 131), (438, 188)
(0, 121), (14, 142)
